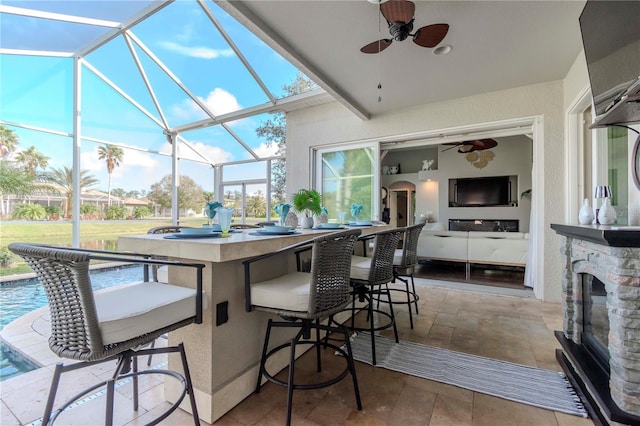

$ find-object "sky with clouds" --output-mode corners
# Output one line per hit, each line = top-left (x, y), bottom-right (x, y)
(1, 0), (299, 195)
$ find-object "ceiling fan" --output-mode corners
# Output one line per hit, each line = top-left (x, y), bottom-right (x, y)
(360, 0), (449, 54)
(442, 139), (498, 153)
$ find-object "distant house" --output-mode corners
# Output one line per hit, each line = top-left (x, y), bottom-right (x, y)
(5, 184), (151, 219)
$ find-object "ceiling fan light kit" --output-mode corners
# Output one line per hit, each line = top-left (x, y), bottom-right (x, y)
(433, 44), (452, 55)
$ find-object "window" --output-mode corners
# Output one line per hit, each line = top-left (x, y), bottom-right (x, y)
(593, 124), (640, 226)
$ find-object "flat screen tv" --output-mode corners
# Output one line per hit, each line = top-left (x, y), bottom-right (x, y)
(579, 0), (640, 127)
(454, 176), (510, 207)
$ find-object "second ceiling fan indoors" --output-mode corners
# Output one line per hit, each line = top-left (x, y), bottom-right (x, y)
(361, 0), (449, 54)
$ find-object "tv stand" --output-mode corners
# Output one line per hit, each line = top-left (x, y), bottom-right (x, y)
(449, 219), (519, 232)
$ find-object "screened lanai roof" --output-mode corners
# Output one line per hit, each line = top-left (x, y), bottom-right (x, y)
(0, 0), (333, 169)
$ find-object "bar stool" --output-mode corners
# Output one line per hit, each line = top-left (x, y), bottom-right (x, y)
(335, 227), (404, 365)
(8, 243), (204, 426)
(243, 229), (362, 426)
(390, 223), (425, 329)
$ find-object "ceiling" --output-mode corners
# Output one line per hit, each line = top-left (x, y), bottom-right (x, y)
(217, 0), (586, 120)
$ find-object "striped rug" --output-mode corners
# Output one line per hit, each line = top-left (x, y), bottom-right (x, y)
(348, 333), (587, 417)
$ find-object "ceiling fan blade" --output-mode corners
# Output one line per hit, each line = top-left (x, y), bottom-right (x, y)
(441, 142), (463, 152)
(474, 138), (498, 150)
(413, 23), (449, 48)
(380, 0), (415, 24)
(360, 39), (393, 54)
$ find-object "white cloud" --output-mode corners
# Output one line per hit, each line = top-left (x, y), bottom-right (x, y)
(158, 41), (235, 60)
(252, 142), (279, 158)
(162, 141), (233, 164)
(169, 88), (242, 123)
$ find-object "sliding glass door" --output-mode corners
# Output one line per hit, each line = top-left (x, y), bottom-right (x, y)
(315, 143), (379, 222)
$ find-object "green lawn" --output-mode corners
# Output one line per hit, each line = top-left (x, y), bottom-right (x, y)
(0, 218), (209, 277)
(1, 217), (267, 277)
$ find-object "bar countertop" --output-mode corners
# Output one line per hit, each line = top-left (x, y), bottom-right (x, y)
(119, 225), (388, 263)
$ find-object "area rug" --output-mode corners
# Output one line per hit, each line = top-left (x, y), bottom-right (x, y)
(347, 333), (587, 417)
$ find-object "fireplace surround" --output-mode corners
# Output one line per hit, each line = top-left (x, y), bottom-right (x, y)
(552, 224), (640, 425)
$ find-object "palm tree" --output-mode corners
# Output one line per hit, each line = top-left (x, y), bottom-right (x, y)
(48, 166), (99, 218)
(0, 161), (38, 216)
(15, 146), (49, 177)
(97, 144), (124, 206)
(0, 125), (19, 158)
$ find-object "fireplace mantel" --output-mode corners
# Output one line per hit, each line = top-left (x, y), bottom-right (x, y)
(551, 224), (640, 247)
(552, 224), (640, 425)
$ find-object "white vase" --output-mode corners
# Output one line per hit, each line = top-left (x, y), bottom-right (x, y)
(597, 198), (617, 225)
(300, 216), (314, 229)
(578, 198), (594, 225)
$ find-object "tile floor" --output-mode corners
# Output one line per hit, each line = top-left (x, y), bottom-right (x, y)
(0, 278), (595, 425)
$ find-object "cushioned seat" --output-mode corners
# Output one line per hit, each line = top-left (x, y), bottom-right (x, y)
(249, 272), (313, 312)
(350, 255), (373, 280)
(95, 282), (197, 345)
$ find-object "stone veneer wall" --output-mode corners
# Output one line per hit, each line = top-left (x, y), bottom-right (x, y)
(559, 236), (640, 416)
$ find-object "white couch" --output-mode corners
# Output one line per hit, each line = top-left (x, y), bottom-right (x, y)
(417, 227), (529, 268)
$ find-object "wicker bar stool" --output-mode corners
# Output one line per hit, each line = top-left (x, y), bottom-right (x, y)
(8, 243), (204, 426)
(389, 223), (425, 329)
(243, 229), (363, 426)
(332, 227), (404, 366)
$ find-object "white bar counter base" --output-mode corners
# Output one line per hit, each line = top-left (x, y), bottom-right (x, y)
(118, 225), (388, 424)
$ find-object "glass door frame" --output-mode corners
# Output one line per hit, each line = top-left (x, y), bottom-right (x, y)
(313, 141), (381, 222)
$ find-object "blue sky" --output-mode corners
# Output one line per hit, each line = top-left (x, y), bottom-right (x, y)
(0, 0), (302, 194)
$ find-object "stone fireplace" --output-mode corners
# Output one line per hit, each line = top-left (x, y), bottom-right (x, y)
(552, 224), (640, 425)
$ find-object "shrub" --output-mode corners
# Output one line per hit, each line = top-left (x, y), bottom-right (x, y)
(44, 205), (62, 220)
(105, 205), (126, 220)
(12, 203), (47, 220)
(0, 246), (15, 267)
(133, 206), (151, 219)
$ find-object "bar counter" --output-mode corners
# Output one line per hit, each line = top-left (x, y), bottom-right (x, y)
(118, 225), (388, 423)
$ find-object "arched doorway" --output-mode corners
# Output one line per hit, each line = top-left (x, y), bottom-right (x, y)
(388, 181), (416, 228)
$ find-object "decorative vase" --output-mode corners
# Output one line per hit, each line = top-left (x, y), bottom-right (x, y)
(215, 207), (235, 234)
(314, 213), (328, 227)
(300, 216), (314, 229)
(284, 211), (298, 228)
(578, 198), (594, 225)
(597, 198), (617, 225)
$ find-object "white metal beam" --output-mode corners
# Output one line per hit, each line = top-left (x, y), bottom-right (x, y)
(215, 0), (370, 121)
(172, 89), (333, 134)
(197, 0), (276, 104)
(0, 5), (120, 27)
(77, 0), (173, 58)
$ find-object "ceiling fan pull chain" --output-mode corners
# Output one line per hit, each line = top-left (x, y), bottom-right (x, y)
(378, 3), (383, 103)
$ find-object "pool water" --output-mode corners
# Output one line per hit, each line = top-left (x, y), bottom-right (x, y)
(0, 265), (144, 381)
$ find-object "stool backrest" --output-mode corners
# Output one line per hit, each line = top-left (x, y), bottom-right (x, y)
(308, 229), (360, 317)
(398, 223), (425, 268)
(8, 243), (104, 359)
(367, 228), (404, 285)
(147, 225), (190, 234)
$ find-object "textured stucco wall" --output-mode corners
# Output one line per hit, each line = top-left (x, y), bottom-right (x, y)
(285, 79), (578, 301)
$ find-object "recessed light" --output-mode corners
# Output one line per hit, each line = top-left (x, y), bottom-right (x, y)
(433, 44), (452, 56)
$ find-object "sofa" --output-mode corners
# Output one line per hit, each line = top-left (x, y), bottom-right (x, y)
(417, 224), (529, 275)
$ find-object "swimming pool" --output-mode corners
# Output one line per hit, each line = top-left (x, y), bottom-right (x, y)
(0, 265), (144, 381)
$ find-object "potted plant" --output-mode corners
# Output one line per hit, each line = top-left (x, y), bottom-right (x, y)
(292, 189), (322, 228)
